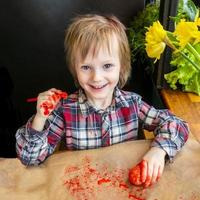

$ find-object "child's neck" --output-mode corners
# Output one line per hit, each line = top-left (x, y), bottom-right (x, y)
(88, 97), (113, 110)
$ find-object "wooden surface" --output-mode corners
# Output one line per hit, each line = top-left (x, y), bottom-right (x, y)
(161, 89), (200, 143)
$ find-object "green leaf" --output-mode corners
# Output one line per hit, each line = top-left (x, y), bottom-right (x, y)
(164, 64), (196, 90)
(184, 73), (200, 95)
(127, 3), (159, 67)
(183, 0), (198, 21)
(176, 0), (199, 22)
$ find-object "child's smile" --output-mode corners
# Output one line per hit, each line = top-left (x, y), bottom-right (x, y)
(89, 83), (108, 90)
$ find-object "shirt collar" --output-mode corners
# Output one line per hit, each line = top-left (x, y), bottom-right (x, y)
(78, 87), (129, 117)
(78, 89), (96, 116)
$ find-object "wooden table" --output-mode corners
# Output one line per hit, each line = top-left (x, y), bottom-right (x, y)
(161, 89), (200, 143)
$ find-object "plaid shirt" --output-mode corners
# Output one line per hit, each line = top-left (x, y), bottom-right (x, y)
(16, 87), (189, 165)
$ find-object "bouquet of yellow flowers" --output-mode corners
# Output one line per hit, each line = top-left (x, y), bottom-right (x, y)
(145, 9), (200, 95)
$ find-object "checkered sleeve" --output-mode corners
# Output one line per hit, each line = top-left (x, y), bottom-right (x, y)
(15, 103), (65, 166)
(138, 99), (189, 161)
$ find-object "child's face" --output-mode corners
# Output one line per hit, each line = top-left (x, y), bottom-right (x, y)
(75, 36), (120, 108)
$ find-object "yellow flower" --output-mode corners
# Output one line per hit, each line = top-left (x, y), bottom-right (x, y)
(174, 19), (200, 48)
(194, 18), (200, 44)
(195, 17), (200, 26)
(145, 21), (167, 60)
(146, 42), (166, 60)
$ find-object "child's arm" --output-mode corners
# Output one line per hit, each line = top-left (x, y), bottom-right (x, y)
(16, 88), (66, 166)
(131, 98), (189, 187)
(138, 100), (189, 160)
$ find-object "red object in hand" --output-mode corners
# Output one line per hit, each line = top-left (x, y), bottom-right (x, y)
(129, 160), (147, 186)
(26, 97), (38, 102)
(40, 91), (68, 116)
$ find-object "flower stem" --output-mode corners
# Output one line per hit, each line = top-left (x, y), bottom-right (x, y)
(179, 51), (200, 71)
(185, 43), (200, 63)
(166, 31), (200, 71)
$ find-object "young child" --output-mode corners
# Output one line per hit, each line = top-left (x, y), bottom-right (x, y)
(16, 14), (189, 188)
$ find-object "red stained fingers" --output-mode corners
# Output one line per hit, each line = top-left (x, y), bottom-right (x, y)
(140, 159), (148, 183)
(156, 165), (162, 182)
(129, 160), (162, 188)
(59, 91), (68, 98)
(40, 91), (68, 116)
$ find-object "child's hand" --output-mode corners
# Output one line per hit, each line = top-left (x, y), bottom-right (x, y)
(129, 147), (166, 188)
(142, 147), (166, 187)
(36, 88), (67, 118)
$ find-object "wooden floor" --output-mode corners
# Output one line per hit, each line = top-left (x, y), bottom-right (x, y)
(161, 89), (200, 142)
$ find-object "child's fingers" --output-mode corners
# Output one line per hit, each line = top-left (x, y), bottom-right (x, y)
(144, 163), (153, 188)
(144, 175), (152, 188)
(38, 91), (54, 100)
(50, 94), (57, 102)
(49, 88), (62, 94)
(40, 100), (55, 116)
(36, 88), (67, 117)
(156, 164), (164, 182)
(150, 165), (159, 184)
(141, 160), (148, 183)
(48, 94), (60, 103)
(38, 89), (60, 102)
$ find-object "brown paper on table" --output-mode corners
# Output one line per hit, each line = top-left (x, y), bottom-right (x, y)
(0, 138), (200, 200)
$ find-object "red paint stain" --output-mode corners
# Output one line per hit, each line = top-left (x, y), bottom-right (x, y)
(129, 193), (144, 200)
(40, 91), (67, 115)
(119, 182), (129, 189)
(62, 156), (147, 200)
(178, 192), (200, 200)
(88, 168), (96, 173)
(97, 178), (111, 185)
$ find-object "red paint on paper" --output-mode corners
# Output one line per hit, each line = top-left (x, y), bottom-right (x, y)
(97, 178), (111, 185)
(119, 182), (129, 189)
(129, 193), (144, 200)
(62, 156), (147, 200)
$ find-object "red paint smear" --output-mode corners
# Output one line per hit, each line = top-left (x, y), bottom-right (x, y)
(62, 156), (147, 200)
(98, 178), (111, 185)
(119, 182), (129, 189)
(129, 193), (144, 200)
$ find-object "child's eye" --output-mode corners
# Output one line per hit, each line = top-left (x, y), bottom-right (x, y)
(103, 64), (113, 69)
(81, 65), (90, 70)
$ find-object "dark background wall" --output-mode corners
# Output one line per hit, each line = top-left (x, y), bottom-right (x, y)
(0, 0), (145, 157)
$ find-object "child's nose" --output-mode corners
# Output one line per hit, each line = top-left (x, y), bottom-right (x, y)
(91, 69), (102, 81)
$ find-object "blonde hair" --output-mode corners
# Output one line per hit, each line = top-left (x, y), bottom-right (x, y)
(64, 14), (131, 88)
